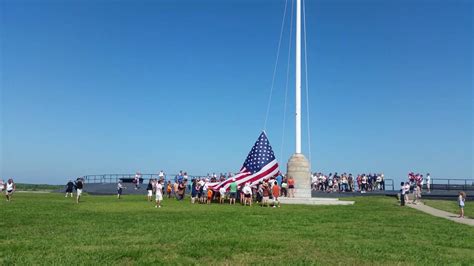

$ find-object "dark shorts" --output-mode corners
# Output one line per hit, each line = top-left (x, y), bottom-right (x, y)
(66, 188), (73, 193)
(289, 185), (294, 189)
(117, 188), (122, 195)
(230, 192), (236, 199)
(244, 194), (251, 198)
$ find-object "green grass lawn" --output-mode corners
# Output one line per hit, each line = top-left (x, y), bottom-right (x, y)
(424, 199), (471, 219)
(15, 183), (62, 191)
(1, 193), (473, 265)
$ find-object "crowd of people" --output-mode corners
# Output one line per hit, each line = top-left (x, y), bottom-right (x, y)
(311, 172), (386, 193)
(400, 173), (431, 205)
(132, 173), (298, 208)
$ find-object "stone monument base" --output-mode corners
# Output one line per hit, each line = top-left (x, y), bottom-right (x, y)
(286, 153), (311, 198)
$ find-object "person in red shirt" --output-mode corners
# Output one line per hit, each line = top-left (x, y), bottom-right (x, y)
(288, 177), (295, 198)
(272, 181), (281, 208)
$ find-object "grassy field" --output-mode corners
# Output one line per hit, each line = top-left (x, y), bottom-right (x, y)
(424, 199), (471, 218)
(14, 183), (62, 191)
(1, 193), (474, 265)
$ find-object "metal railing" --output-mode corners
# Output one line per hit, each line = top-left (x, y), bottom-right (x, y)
(81, 174), (395, 191)
(82, 174), (203, 184)
(428, 178), (474, 191)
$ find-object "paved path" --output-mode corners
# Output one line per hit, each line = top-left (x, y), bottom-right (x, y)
(407, 203), (474, 226)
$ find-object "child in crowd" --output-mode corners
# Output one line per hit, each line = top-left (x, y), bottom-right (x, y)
(166, 182), (172, 198)
(272, 181), (280, 208)
(458, 191), (466, 218)
(207, 188), (213, 204)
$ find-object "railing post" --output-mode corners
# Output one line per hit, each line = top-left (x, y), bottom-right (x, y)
(447, 179), (450, 191)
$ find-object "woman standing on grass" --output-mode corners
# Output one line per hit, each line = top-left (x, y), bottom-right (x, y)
(155, 179), (163, 208)
(242, 183), (252, 206)
(5, 178), (16, 202)
(458, 191), (466, 218)
(191, 179), (198, 204)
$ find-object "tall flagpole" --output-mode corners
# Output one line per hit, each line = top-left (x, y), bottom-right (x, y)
(286, 0), (311, 198)
(295, 0), (302, 154)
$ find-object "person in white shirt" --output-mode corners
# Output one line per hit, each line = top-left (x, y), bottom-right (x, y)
(5, 178), (16, 202)
(158, 170), (165, 178)
(404, 182), (410, 204)
(426, 173), (431, 193)
(312, 174), (318, 191)
(242, 183), (252, 206)
(155, 180), (164, 208)
(117, 181), (125, 199)
(134, 172), (141, 190)
(219, 187), (226, 204)
(361, 175), (367, 193)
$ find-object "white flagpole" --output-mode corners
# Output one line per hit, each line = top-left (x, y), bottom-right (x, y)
(295, 0), (302, 154)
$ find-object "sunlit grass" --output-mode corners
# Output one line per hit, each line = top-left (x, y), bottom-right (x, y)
(0, 193), (473, 265)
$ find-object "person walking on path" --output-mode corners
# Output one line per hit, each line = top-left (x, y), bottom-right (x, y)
(5, 178), (16, 202)
(426, 173), (431, 193)
(65, 180), (74, 198)
(458, 191), (466, 218)
(75, 178), (84, 204)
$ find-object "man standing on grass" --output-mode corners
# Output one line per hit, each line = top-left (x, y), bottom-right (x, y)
(117, 180), (125, 199)
(65, 180), (74, 198)
(229, 178), (237, 205)
(75, 178), (84, 204)
(5, 178), (16, 202)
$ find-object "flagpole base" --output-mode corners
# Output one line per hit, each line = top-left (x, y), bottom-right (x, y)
(286, 153), (311, 198)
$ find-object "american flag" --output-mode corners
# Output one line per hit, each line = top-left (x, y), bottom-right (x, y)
(209, 131), (280, 191)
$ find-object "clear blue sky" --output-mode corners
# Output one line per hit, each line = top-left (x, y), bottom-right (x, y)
(1, 0), (472, 185)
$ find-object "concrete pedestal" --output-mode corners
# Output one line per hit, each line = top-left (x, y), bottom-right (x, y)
(286, 153), (311, 198)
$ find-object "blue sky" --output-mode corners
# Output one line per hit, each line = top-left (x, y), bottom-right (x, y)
(1, 0), (472, 185)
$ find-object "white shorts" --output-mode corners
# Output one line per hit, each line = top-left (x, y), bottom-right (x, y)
(76, 189), (83, 196)
(147, 190), (153, 196)
(155, 194), (163, 201)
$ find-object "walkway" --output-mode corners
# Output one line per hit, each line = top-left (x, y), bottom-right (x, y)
(407, 203), (474, 227)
